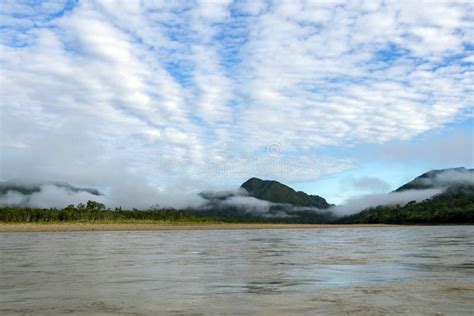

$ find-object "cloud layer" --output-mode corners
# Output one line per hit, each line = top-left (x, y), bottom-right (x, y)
(1, 1), (473, 207)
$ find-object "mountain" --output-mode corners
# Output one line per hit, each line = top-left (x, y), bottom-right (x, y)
(241, 177), (331, 208)
(336, 189), (474, 224)
(338, 167), (474, 224)
(0, 180), (102, 196)
(395, 167), (474, 192)
(195, 178), (335, 223)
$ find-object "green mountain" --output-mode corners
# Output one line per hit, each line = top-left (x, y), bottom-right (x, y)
(336, 189), (474, 224)
(194, 178), (335, 223)
(395, 167), (473, 192)
(338, 167), (474, 224)
(241, 177), (331, 208)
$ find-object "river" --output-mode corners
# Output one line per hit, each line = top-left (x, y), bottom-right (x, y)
(1, 226), (473, 314)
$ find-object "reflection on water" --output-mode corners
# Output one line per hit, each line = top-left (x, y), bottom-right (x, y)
(1, 226), (473, 314)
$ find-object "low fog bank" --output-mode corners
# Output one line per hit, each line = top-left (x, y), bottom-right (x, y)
(332, 168), (473, 217)
(331, 188), (443, 217)
(0, 118), (209, 210)
(223, 195), (272, 213)
(220, 195), (296, 218)
(1, 167), (471, 218)
(0, 185), (107, 209)
(421, 168), (473, 186)
(0, 179), (326, 218)
(199, 188), (249, 200)
(0, 180), (450, 218)
(0, 179), (207, 210)
(0, 179), (299, 216)
(198, 188), (327, 219)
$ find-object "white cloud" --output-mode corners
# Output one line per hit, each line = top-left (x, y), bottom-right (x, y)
(332, 188), (442, 216)
(222, 195), (272, 213)
(235, 1), (472, 151)
(0, 1), (472, 208)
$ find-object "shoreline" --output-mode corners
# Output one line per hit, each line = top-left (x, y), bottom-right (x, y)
(0, 222), (401, 232)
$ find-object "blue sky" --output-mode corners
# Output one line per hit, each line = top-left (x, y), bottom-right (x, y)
(0, 0), (473, 206)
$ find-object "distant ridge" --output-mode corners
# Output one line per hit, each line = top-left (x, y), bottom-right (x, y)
(241, 177), (331, 208)
(395, 167), (474, 192)
(0, 180), (102, 196)
(338, 167), (474, 224)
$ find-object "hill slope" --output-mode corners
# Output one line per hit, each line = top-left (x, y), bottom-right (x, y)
(395, 167), (473, 192)
(336, 189), (474, 224)
(241, 177), (331, 208)
(339, 167), (474, 224)
(195, 178), (334, 223)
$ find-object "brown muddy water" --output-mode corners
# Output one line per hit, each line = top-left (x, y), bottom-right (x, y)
(1, 226), (473, 315)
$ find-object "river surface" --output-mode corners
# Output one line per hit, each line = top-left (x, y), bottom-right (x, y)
(1, 226), (473, 315)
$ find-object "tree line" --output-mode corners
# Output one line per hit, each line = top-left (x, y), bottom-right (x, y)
(0, 201), (220, 223)
(1, 191), (473, 224)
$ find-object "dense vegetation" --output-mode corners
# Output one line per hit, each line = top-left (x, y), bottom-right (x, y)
(241, 177), (331, 208)
(1, 193), (473, 224)
(0, 201), (221, 223)
(0, 200), (335, 224)
(337, 191), (474, 224)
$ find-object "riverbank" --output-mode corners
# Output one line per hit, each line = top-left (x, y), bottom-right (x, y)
(0, 222), (398, 232)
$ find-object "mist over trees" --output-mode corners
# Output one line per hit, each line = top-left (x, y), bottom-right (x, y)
(0, 168), (473, 224)
(337, 188), (474, 224)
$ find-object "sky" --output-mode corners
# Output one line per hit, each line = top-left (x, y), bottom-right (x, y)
(0, 0), (473, 207)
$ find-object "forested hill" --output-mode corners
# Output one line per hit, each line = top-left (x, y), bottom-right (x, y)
(241, 177), (331, 208)
(336, 187), (474, 224)
(338, 167), (474, 224)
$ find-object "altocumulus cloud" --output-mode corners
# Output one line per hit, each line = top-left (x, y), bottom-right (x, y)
(0, 0), (473, 208)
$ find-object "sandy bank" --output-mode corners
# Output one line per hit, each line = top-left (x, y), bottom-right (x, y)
(0, 222), (399, 232)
